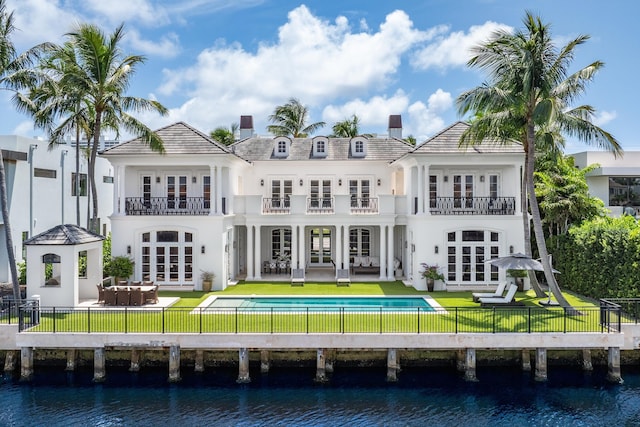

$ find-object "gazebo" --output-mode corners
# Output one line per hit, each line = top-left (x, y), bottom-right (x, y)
(24, 224), (104, 307)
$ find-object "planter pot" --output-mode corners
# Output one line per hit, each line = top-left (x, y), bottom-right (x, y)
(202, 280), (212, 293)
(426, 278), (434, 292)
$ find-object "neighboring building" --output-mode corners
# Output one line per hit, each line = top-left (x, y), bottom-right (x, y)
(0, 135), (113, 283)
(101, 118), (525, 292)
(572, 151), (640, 218)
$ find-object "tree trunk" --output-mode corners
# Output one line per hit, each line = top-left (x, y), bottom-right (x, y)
(520, 143), (546, 297)
(0, 150), (21, 303)
(89, 117), (101, 234)
(75, 124), (80, 226)
(526, 124), (571, 309)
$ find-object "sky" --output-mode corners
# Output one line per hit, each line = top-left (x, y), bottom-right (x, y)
(1, 0), (638, 152)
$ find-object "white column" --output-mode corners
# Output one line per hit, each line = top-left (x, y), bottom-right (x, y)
(424, 164), (431, 216)
(254, 225), (262, 279)
(117, 165), (126, 215)
(335, 225), (342, 275)
(113, 165), (121, 215)
(379, 225), (387, 280)
(343, 225), (350, 272)
(418, 165), (425, 214)
(230, 227), (236, 280)
(247, 226), (254, 279)
(299, 226), (306, 270)
(216, 165), (223, 214)
(291, 225), (298, 270)
(209, 165), (216, 216)
(387, 225), (395, 280)
(405, 166), (413, 215)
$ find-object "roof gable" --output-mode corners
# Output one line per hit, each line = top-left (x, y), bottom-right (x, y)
(101, 122), (231, 156)
(411, 122), (523, 154)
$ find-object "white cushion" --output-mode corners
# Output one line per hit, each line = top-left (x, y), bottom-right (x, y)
(362, 257), (371, 267)
(370, 257), (379, 267)
(394, 258), (400, 269)
(353, 256), (363, 266)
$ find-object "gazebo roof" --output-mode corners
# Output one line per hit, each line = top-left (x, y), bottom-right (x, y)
(23, 224), (104, 246)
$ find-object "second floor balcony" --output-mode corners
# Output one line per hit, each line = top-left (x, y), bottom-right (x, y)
(429, 197), (516, 215)
(125, 197), (216, 215)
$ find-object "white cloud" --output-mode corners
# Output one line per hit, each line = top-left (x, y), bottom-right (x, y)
(13, 120), (36, 137)
(7, 0), (80, 47)
(322, 91), (411, 129)
(83, 0), (170, 27)
(412, 21), (512, 71)
(127, 30), (181, 58)
(593, 110), (617, 127)
(407, 89), (453, 140)
(157, 6), (431, 132)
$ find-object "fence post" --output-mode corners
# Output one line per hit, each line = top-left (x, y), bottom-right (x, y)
(492, 308), (496, 334)
(455, 307), (458, 334)
(87, 307), (91, 333)
(379, 307), (383, 334)
(417, 307), (420, 334)
(124, 307), (128, 333)
(564, 308), (567, 333)
(528, 307), (531, 333)
(53, 307), (56, 333)
(162, 307), (165, 334)
(199, 307), (203, 334)
(235, 307), (238, 334)
(341, 307), (344, 334)
(306, 307), (309, 334)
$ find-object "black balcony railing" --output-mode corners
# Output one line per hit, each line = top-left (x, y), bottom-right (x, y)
(430, 197), (516, 215)
(350, 197), (378, 214)
(262, 197), (291, 214)
(125, 197), (210, 215)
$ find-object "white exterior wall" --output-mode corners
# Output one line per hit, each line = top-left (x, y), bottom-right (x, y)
(0, 135), (113, 282)
(571, 151), (640, 217)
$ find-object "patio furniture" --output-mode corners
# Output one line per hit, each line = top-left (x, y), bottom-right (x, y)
(479, 284), (521, 306)
(472, 282), (507, 302)
(291, 269), (305, 286)
(129, 287), (144, 306)
(118, 280), (128, 287)
(336, 269), (351, 287)
(104, 288), (117, 306)
(96, 284), (105, 303)
(143, 285), (159, 304)
(116, 289), (131, 306)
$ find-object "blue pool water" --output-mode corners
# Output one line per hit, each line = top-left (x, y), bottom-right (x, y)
(207, 296), (434, 310)
(2, 365), (640, 426)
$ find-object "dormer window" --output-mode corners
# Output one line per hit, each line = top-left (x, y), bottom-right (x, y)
(273, 137), (291, 158)
(312, 136), (328, 158)
(350, 137), (367, 158)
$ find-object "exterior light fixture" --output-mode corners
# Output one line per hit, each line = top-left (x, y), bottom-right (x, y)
(192, 176), (197, 183)
(377, 178), (381, 186)
(434, 245), (439, 254)
(299, 179), (303, 186)
(201, 245), (206, 254)
(338, 179), (342, 186)
(260, 179), (264, 186)
(127, 245), (131, 254)
(480, 175), (485, 182)
(509, 245), (514, 254)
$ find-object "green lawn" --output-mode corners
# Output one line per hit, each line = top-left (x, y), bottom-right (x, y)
(22, 282), (615, 334)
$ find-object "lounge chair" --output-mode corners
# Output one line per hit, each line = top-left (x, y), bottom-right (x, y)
(336, 269), (351, 287)
(291, 269), (305, 286)
(479, 284), (519, 306)
(472, 282), (507, 302)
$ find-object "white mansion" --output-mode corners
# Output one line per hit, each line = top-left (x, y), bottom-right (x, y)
(102, 116), (525, 291)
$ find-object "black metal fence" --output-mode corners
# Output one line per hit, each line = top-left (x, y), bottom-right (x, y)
(14, 304), (620, 334)
(601, 298), (639, 326)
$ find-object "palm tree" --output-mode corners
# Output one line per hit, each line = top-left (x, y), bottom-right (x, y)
(457, 12), (621, 309)
(0, 0), (52, 302)
(47, 23), (168, 233)
(267, 98), (325, 137)
(210, 123), (238, 145)
(331, 114), (360, 138)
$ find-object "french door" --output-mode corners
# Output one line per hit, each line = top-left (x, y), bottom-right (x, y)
(309, 228), (332, 266)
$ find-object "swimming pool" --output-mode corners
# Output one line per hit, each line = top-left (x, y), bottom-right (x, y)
(205, 296), (435, 311)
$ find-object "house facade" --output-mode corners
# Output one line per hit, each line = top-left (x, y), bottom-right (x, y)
(0, 135), (113, 283)
(571, 151), (640, 219)
(101, 118), (525, 291)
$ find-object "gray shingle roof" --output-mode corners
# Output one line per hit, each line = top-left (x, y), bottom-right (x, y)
(24, 224), (104, 246)
(411, 122), (524, 154)
(101, 122), (231, 156)
(231, 136), (413, 161)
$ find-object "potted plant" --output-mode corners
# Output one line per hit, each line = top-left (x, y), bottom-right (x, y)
(507, 269), (527, 291)
(105, 255), (134, 284)
(200, 270), (215, 292)
(420, 262), (445, 292)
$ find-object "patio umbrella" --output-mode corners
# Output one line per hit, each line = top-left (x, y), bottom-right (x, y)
(485, 253), (560, 305)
